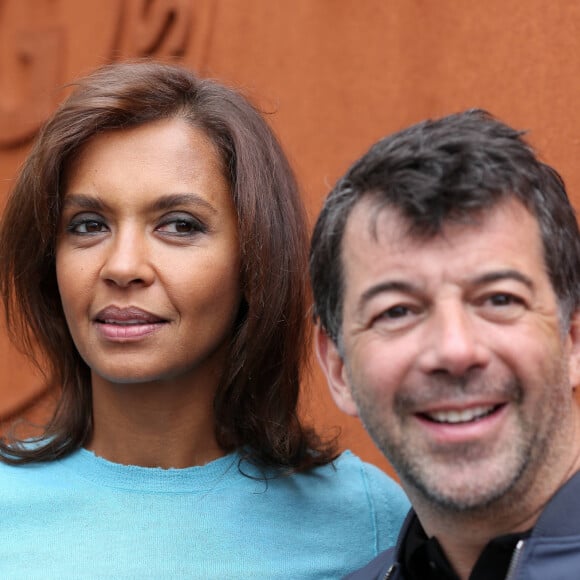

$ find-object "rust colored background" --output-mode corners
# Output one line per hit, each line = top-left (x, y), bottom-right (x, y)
(1, 0), (580, 476)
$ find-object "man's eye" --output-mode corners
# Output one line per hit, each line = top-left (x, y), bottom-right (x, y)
(488, 293), (521, 307)
(372, 304), (419, 332)
(384, 305), (411, 318)
(478, 292), (526, 322)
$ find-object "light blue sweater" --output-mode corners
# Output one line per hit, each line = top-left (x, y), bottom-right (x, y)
(0, 448), (409, 579)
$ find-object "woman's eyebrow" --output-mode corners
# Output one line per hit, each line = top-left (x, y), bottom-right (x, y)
(61, 193), (107, 211)
(149, 193), (217, 214)
(61, 193), (218, 214)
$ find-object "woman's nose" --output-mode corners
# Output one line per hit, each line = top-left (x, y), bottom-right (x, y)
(100, 230), (155, 288)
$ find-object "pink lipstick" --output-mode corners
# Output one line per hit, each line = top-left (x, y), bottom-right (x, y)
(94, 306), (168, 341)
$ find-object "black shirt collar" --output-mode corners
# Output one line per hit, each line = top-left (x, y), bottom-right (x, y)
(401, 514), (530, 580)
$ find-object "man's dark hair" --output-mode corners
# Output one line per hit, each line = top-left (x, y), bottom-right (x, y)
(310, 109), (580, 343)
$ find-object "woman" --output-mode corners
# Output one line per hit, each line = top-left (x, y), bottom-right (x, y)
(0, 61), (408, 578)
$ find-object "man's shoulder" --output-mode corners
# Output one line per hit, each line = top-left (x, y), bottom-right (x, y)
(532, 469), (580, 537)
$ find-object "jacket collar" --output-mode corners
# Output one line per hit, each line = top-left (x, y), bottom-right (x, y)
(394, 469), (580, 564)
(530, 469), (580, 537)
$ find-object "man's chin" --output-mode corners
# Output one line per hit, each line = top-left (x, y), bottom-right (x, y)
(402, 467), (523, 514)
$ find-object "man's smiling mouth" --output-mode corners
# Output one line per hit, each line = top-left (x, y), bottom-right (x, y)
(420, 404), (504, 425)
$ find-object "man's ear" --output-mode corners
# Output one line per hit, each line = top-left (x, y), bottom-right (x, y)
(568, 309), (580, 390)
(314, 324), (359, 417)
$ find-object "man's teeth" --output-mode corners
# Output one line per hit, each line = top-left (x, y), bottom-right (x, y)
(426, 405), (496, 424)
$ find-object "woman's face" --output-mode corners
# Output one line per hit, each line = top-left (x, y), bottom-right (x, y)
(56, 117), (242, 388)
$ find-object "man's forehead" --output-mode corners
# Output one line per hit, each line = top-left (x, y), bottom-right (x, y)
(343, 194), (538, 248)
(338, 195), (549, 299)
(343, 195), (408, 246)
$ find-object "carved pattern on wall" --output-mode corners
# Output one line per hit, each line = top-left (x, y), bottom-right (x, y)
(115, 0), (192, 58)
(0, 0), (64, 146)
(0, 0), (213, 148)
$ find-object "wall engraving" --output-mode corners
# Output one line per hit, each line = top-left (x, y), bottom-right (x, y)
(0, 0), (212, 148)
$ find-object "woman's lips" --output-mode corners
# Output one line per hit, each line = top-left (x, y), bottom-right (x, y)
(94, 306), (168, 341)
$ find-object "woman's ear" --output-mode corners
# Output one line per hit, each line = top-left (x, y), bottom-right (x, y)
(314, 324), (359, 417)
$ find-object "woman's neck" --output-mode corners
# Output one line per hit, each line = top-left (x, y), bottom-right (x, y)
(87, 373), (225, 469)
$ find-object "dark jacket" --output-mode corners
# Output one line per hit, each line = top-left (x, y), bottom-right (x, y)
(345, 471), (580, 580)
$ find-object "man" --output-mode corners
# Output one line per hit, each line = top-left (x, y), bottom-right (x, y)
(310, 110), (580, 579)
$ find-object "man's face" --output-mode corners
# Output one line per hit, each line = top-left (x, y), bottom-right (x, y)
(317, 196), (580, 512)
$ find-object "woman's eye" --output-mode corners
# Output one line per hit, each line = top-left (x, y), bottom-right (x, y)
(66, 218), (107, 235)
(157, 216), (205, 236)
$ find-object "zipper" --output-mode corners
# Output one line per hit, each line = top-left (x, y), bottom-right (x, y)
(505, 539), (525, 580)
(382, 563), (397, 580)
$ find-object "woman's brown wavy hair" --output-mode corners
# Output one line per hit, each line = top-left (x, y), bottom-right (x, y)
(0, 61), (335, 471)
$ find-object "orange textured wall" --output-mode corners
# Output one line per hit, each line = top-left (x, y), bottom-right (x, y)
(1, 0), (580, 475)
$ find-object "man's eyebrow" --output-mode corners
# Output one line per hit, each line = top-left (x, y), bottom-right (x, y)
(355, 270), (534, 311)
(472, 269), (534, 289)
(358, 281), (419, 311)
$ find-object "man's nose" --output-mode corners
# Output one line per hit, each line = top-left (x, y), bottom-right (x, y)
(417, 301), (490, 377)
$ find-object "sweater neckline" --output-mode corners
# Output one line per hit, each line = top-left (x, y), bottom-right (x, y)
(57, 447), (245, 492)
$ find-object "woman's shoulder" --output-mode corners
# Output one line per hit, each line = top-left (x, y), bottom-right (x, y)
(335, 452), (410, 540)
(0, 455), (67, 500)
(282, 450), (410, 554)
(280, 450), (409, 509)
(310, 450), (405, 492)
